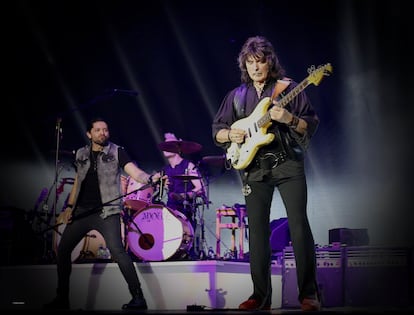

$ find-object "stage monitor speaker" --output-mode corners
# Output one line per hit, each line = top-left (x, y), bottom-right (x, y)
(343, 246), (412, 307)
(281, 246), (344, 308)
(329, 228), (369, 246)
(270, 218), (290, 253)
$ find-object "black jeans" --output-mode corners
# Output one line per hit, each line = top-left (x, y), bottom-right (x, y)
(244, 174), (318, 305)
(55, 210), (142, 297)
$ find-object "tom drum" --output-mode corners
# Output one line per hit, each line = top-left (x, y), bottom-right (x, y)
(123, 176), (154, 212)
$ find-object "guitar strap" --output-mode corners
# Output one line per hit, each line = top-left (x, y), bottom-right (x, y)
(233, 80), (288, 119)
(233, 84), (247, 119)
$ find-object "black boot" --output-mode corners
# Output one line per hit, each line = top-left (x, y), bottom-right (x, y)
(122, 289), (148, 310)
(43, 295), (70, 310)
(43, 288), (70, 310)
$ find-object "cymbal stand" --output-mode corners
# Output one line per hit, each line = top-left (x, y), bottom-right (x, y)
(181, 170), (191, 213)
(53, 118), (63, 227)
(193, 197), (209, 259)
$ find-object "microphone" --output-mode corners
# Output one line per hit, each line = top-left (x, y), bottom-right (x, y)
(112, 89), (138, 96)
(158, 170), (165, 200)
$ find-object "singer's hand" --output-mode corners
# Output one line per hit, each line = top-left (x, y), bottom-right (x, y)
(151, 172), (169, 185)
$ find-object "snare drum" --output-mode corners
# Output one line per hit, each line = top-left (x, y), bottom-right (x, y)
(126, 204), (194, 261)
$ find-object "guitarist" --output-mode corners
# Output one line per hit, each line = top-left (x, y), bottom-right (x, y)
(212, 36), (321, 311)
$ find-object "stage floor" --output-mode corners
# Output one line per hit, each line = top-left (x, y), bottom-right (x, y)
(1, 258), (413, 314)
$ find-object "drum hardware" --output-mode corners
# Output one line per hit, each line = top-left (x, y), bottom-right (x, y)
(157, 140), (202, 155)
(171, 174), (201, 181)
(192, 197), (209, 260)
(152, 169), (166, 204)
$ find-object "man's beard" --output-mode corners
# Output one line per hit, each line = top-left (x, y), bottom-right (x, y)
(93, 138), (109, 147)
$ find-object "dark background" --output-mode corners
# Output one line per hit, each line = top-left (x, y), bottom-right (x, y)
(3, 0), (369, 164)
(2, 0), (413, 248)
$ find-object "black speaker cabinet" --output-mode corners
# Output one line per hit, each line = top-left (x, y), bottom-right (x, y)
(343, 246), (412, 307)
(270, 218), (290, 253)
(282, 246), (344, 308)
(329, 228), (369, 246)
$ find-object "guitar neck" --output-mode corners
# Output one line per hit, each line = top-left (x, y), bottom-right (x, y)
(275, 78), (310, 108)
(258, 78), (310, 128)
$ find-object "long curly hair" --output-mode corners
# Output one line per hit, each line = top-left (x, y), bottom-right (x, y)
(237, 36), (285, 83)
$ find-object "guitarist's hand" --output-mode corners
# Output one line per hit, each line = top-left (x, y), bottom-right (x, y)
(270, 105), (293, 124)
(228, 128), (246, 144)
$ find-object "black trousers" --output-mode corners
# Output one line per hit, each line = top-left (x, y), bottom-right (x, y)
(55, 210), (142, 297)
(244, 174), (318, 305)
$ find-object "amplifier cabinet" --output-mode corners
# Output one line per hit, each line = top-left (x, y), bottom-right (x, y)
(343, 246), (412, 307)
(281, 246), (344, 308)
(270, 218), (290, 253)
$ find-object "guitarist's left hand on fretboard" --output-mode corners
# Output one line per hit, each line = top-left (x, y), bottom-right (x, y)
(269, 105), (293, 124)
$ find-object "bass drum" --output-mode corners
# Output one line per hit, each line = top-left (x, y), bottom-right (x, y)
(126, 204), (194, 261)
(53, 224), (108, 262)
(123, 176), (154, 212)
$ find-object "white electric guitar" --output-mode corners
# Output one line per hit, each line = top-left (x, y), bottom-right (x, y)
(226, 63), (333, 170)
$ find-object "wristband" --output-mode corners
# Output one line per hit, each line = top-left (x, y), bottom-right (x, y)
(288, 116), (300, 129)
(227, 130), (232, 142)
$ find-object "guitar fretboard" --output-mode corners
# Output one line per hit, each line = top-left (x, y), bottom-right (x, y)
(257, 78), (310, 129)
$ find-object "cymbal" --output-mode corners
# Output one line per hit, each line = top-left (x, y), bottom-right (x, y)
(172, 174), (201, 181)
(158, 140), (202, 154)
(202, 155), (226, 166)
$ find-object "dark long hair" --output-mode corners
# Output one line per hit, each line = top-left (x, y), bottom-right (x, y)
(237, 36), (285, 83)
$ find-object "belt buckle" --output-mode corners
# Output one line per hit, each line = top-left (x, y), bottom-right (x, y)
(258, 152), (287, 169)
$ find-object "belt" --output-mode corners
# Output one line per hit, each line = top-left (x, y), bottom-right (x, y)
(255, 151), (288, 170)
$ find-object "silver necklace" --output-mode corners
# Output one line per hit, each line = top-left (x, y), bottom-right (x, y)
(254, 82), (265, 98)
(91, 151), (99, 172)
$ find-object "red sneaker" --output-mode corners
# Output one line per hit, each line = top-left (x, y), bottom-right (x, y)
(239, 299), (271, 310)
(301, 298), (321, 311)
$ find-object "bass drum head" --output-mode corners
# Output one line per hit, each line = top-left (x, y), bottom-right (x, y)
(126, 204), (194, 261)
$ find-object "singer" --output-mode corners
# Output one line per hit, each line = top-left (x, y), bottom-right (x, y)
(44, 117), (163, 311)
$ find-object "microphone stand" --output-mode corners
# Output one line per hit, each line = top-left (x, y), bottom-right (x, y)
(53, 118), (62, 226)
(39, 117), (63, 262)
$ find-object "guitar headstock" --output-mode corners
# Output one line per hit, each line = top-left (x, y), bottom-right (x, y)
(307, 63), (333, 86)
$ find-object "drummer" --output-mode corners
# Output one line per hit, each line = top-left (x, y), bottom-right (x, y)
(160, 132), (205, 234)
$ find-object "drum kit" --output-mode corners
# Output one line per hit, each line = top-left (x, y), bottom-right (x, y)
(121, 139), (226, 262)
